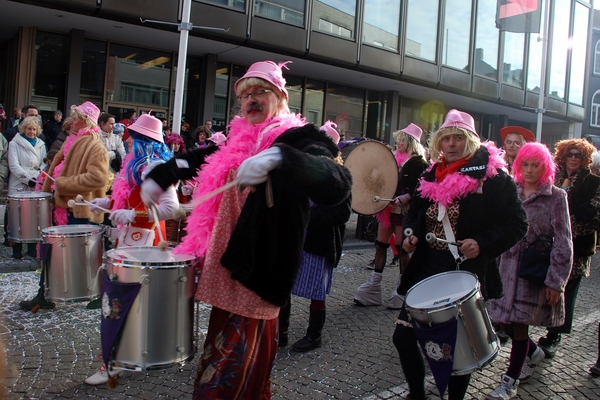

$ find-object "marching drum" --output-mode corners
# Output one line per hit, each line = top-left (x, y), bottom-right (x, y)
(405, 271), (500, 375)
(43, 225), (104, 302)
(105, 247), (197, 371)
(8, 191), (53, 242)
(340, 139), (398, 215)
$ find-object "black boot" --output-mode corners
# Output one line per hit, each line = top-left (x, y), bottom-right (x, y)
(538, 331), (561, 358)
(19, 287), (55, 311)
(291, 308), (325, 352)
(278, 299), (291, 348)
(12, 243), (23, 259)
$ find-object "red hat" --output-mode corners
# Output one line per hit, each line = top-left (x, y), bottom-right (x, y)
(439, 109), (478, 137)
(234, 61), (290, 100)
(500, 126), (535, 144)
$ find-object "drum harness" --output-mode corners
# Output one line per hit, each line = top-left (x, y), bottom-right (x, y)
(438, 203), (467, 268)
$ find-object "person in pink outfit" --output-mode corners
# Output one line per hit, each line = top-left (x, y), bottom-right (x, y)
(140, 60), (352, 399)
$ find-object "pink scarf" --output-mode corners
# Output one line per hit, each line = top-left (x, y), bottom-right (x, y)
(174, 114), (306, 257)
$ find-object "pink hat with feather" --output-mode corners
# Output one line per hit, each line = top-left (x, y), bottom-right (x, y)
(234, 61), (291, 100)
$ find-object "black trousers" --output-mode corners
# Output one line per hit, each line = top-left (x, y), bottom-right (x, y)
(547, 276), (582, 334)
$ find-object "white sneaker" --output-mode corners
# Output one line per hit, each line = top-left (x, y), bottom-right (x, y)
(84, 363), (123, 385)
(519, 346), (545, 383)
(485, 374), (519, 400)
(354, 271), (383, 306)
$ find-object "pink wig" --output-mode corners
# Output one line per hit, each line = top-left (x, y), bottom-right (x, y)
(513, 142), (555, 186)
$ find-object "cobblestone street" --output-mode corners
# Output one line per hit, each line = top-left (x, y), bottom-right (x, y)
(1, 213), (600, 399)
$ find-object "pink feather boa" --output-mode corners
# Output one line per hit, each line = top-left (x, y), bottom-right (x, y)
(174, 114), (306, 257)
(417, 141), (506, 207)
(376, 151), (410, 229)
(110, 153), (135, 211)
(52, 128), (100, 225)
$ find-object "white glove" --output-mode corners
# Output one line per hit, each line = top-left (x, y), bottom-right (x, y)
(109, 209), (136, 225)
(236, 147), (283, 186)
(89, 197), (112, 214)
(108, 150), (116, 160)
(141, 178), (164, 206)
(181, 184), (194, 196)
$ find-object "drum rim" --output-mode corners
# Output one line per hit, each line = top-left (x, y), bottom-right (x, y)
(42, 224), (105, 237)
(8, 192), (53, 199)
(106, 246), (197, 268)
(405, 270), (479, 312)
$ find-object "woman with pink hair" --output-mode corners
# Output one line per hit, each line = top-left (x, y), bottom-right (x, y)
(486, 142), (573, 400)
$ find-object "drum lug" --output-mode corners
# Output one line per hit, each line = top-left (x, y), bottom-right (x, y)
(142, 277), (151, 285)
(60, 243), (66, 248)
(142, 350), (148, 357)
(179, 276), (187, 283)
(177, 346), (185, 353)
(109, 273), (118, 281)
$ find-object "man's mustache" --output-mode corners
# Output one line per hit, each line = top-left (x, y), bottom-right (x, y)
(246, 103), (263, 112)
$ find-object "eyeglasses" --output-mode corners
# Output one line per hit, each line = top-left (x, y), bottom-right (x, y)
(505, 140), (522, 146)
(236, 89), (272, 102)
(566, 152), (583, 159)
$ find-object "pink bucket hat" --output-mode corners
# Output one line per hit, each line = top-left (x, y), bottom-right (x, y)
(73, 101), (100, 124)
(321, 121), (340, 144)
(234, 61), (291, 100)
(439, 109), (478, 137)
(127, 114), (164, 143)
(401, 123), (423, 142)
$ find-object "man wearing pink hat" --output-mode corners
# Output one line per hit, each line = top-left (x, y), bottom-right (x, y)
(353, 123), (428, 308)
(140, 60), (352, 398)
(391, 109), (528, 400)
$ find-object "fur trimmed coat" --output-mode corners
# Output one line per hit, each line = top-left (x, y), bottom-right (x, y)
(42, 134), (110, 224)
(398, 145), (529, 300)
(7, 134), (46, 195)
(490, 183), (573, 327)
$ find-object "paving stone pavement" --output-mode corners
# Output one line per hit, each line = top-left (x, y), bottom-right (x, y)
(1, 213), (600, 399)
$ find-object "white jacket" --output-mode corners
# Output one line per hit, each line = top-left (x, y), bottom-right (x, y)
(8, 134), (47, 195)
(101, 130), (126, 174)
(0, 135), (9, 192)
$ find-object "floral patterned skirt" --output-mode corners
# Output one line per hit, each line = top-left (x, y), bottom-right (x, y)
(193, 306), (278, 400)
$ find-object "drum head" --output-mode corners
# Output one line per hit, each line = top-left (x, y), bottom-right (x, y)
(42, 225), (103, 237)
(406, 271), (478, 310)
(343, 141), (398, 215)
(107, 246), (197, 267)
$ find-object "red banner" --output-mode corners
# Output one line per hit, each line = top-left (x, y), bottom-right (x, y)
(496, 0), (542, 33)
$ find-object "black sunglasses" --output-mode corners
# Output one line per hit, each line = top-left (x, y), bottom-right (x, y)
(566, 152), (583, 159)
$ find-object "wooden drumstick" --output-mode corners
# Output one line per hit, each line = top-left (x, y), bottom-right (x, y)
(373, 196), (395, 202)
(149, 203), (169, 251)
(191, 180), (239, 206)
(41, 170), (55, 182)
(70, 197), (112, 213)
(425, 232), (460, 247)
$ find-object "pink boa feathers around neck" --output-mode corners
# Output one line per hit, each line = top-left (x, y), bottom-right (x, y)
(395, 151), (410, 167)
(418, 142), (505, 207)
(111, 153), (135, 211)
(173, 114), (306, 257)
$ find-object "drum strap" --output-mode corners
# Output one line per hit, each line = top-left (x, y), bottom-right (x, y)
(438, 204), (466, 267)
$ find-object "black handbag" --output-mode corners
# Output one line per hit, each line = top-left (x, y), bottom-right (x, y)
(518, 234), (553, 284)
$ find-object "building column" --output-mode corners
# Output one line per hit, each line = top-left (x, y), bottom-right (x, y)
(65, 29), (85, 108)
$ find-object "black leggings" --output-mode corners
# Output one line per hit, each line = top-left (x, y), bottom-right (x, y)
(393, 322), (471, 400)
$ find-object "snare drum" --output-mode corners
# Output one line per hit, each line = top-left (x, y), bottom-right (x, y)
(43, 225), (104, 302)
(339, 139), (398, 215)
(8, 192), (53, 242)
(104, 247), (197, 371)
(405, 271), (500, 375)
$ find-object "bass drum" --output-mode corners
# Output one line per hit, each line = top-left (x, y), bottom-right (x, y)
(340, 138), (398, 215)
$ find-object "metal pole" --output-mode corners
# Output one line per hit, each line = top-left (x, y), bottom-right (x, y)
(172, 0), (192, 136)
(535, 0), (550, 142)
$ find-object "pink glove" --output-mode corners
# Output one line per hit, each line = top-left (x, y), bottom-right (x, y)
(109, 209), (136, 225)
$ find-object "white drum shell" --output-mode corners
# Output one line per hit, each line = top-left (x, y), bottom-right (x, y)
(8, 192), (53, 242)
(405, 271), (500, 375)
(43, 225), (104, 301)
(105, 247), (197, 371)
